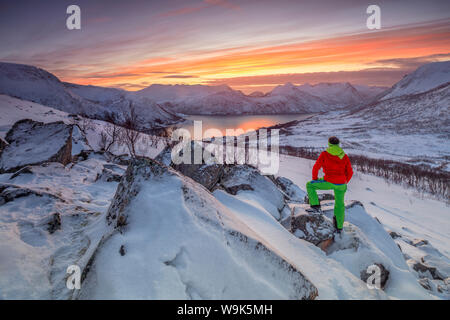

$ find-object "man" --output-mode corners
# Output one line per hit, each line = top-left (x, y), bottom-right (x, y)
(306, 136), (353, 233)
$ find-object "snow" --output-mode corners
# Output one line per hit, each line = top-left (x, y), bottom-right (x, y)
(381, 61), (450, 100)
(133, 82), (385, 115)
(0, 63), (181, 129)
(0, 156), (121, 299)
(0, 60), (448, 300)
(278, 154), (450, 299)
(0, 120), (72, 173)
(80, 161), (317, 299)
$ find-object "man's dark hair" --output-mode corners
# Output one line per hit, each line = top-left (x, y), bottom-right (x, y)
(328, 136), (340, 145)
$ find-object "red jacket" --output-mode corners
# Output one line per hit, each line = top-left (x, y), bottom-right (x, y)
(312, 151), (353, 184)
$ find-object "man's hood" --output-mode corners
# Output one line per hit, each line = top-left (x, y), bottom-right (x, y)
(326, 143), (345, 159)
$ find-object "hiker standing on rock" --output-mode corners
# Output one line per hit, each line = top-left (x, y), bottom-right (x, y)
(306, 137), (353, 233)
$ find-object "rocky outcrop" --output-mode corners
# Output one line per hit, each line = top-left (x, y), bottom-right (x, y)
(155, 142), (224, 191)
(0, 119), (73, 173)
(0, 183), (63, 205)
(304, 192), (334, 204)
(284, 204), (335, 251)
(274, 176), (306, 202)
(97, 158), (318, 299)
(0, 137), (8, 153)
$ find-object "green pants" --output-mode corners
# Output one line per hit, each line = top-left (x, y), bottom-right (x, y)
(306, 179), (347, 229)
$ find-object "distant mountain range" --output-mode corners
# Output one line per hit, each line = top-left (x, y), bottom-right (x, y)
(272, 60), (450, 168)
(0, 63), (182, 130)
(134, 81), (387, 115)
(0, 61), (449, 128)
(0, 61), (388, 120)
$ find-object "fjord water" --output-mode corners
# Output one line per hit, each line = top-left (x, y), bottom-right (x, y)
(176, 114), (313, 139)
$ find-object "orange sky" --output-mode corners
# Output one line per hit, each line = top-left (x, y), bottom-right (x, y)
(64, 20), (450, 93)
(1, 1), (449, 93)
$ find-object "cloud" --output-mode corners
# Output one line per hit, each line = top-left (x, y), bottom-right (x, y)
(205, 67), (411, 88)
(373, 53), (450, 69)
(162, 74), (198, 78)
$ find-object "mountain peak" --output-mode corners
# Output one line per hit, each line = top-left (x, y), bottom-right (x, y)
(380, 60), (450, 100)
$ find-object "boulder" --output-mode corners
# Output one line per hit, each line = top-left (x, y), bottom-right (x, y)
(360, 263), (390, 290)
(388, 231), (402, 239)
(286, 204), (335, 250)
(0, 136), (8, 153)
(0, 119), (73, 173)
(412, 261), (445, 281)
(0, 183), (63, 205)
(219, 164), (285, 219)
(275, 176), (306, 202)
(304, 192), (334, 204)
(156, 142), (224, 191)
(47, 213), (62, 234)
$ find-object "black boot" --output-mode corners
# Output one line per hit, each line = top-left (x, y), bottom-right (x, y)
(333, 216), (342, 234)
(307, 205), (322, 213)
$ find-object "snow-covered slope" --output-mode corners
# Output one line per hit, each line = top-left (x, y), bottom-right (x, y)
(64, 82), (182, 129)
(274, 62), (450, 168)
(0, 63), (182, 129)
(379, 61), (450, 100)
(0, 62), (92, 115)
(297, 82), (364, 107)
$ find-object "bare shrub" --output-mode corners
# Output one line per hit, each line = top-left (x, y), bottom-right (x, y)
(120, 103), (141, 158)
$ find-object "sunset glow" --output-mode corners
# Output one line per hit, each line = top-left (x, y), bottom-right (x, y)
(1, 0), (449, 93)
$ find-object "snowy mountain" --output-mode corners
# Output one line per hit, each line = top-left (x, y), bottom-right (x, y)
(132, 82), (385, 115)
(298, 82), (387, 107)
(272, 61), (450, 168)
(135, 83), (233, 103)
(0, 63), (182, 129)
(0, 93), (448, 299)
(379, 61), (450, 100)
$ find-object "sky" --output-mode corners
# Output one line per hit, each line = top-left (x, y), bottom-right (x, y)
(0, 0), (449, 93)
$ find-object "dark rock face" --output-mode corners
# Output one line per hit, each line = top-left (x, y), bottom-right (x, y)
(0, 184), (62, 205)
(47, 213), (62, 234)
(388, 231), (402, 239)
(360, 263), (390, 290)
(412, 261), (445, 281)
(155, 142), (225, 191)
(304, 193), (334, 204)
(275, 176), (306, 202)
(0, 119), (73, 173)
(100, 164), (125, 182)
(283, 204), (335, 252)
(0, 137), (8, 153)
(289, 210), (335, 247)
(173, 163), (224, 191)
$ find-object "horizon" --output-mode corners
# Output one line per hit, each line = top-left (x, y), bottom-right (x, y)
(1, 1), (449, 93)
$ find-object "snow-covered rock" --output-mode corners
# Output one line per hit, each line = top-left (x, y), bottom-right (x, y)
(83, 158), (318, 299)
(0, 157), (119, 299)
(0, 119), (73, 173)
(218, 165), (286, 220)
(274, 176), (306, 203)
(283, 204), (335, 250)
(156, 142), (224, 191)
